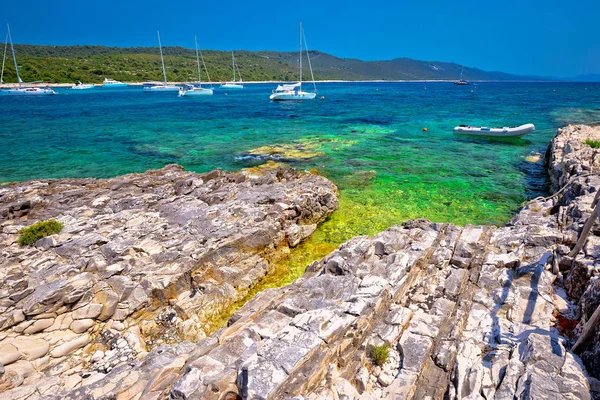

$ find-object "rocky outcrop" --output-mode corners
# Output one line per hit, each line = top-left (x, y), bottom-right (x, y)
(2, 124), (599, 400)
(0, 163), (338, 396)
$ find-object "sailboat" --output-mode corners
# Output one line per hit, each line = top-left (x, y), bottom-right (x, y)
(270, 22), (317, 101)
(0, 24), (56, 95)
(143, 31), (179, 92)
(179, 35), (213, 97)
(219, 52), (244, 89)
(454, 64), (469, 85)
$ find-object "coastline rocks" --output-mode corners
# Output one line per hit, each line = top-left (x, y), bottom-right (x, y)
(0, 163), (338, 396)
(1, 124), (599, 399)
(58, 124), (596, 400)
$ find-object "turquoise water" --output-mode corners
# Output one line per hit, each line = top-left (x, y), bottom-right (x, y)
(2, 82), (600, 261)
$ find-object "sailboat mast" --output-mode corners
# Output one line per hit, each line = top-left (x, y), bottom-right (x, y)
(1, 33), (8, 85)
(194, 35), (202, 83)
(232, 52), (235, 82)
(157, 31), (167, 83)
(299, 22), (303, 86)
(7, 24), (22, 85)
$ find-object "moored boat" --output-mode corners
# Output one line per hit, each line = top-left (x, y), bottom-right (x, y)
(71, 81), (95, 90)
(143, 31), (179, 92)
(219, 52), (244, 89)
(3, 86), (56, 95)
(143, 81), (179, 91)
(454, 64), (469, 85)
(270, 82), (316, 100)
(0, 24), (56, 96)
(269, 22), (317, 101)
(453, 123), (535, 137)
(179, 35), (214, 97)
(102, 78), (128, 87)
(179, 84), (213, 96)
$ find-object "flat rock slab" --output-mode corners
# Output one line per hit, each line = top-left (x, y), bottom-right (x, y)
(0, 163), (338, 395)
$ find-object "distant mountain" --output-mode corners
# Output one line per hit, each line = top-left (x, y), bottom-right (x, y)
(570, 74), (600, 82)
(0, 44), (546, 83)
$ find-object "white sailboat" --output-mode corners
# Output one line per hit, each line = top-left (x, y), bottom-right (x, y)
(0, 24), (56, 96)
(454, 64), (469, 85)
(179, 35), (213, 97)
(219, 52), (244, 89)
(71, 81), (95, 90)
(270, 22), (316, 101)
(143, 31), (179, 92)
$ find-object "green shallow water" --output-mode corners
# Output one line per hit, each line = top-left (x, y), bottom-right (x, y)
(2, 82), (600, 322)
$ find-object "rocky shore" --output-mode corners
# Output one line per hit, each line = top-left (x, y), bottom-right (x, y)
(0, 125), (599, 399)
(0, 164), (338, 397)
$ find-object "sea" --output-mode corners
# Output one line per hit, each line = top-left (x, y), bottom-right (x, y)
(2, 81), (600, 289)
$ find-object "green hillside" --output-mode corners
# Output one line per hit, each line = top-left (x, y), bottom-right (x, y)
(0, 44), (534, 84)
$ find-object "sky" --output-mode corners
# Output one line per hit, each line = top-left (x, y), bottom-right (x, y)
(3, 0), (599, 77)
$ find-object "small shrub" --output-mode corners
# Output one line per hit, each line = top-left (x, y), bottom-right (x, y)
(584, 139), (600, 149)
(17, 220), (64, 246)
(371, 343), (390, 366)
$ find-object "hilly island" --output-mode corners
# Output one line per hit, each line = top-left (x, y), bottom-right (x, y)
(0, 44), (536, 83)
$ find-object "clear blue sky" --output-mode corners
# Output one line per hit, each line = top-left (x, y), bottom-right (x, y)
(4, 0), (599, 77)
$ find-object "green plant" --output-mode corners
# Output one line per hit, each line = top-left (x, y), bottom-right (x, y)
(371, 343), (390, 366)
(584, 139), (600, 149)
(17, 220), (64, 246)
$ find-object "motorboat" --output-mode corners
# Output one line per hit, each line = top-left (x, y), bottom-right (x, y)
(219, 52), (243, 89)
(143, 31), (179, 92)
(179, 35), (213, 97)
(102, 78), (128, 87)
(71, 81), (95, 90)
(453, 123), (535, 137)
(269, 22), (317, 101)
(0, 24), (56, 96)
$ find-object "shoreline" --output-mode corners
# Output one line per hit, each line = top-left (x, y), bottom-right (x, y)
(0, 79), (585, 88)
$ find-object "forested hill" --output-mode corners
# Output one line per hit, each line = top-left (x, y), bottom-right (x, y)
(0, 44), (538, 83)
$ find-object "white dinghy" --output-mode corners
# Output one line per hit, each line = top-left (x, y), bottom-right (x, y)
(453, 123), (535, 137)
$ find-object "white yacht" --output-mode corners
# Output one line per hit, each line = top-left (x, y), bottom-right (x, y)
(144, 31), (179, 92)
(71, 81), (95, 90)
(179, 35), (213, 97)
(0, 24), (56, 96)
(270, 22), (316, 101)
(219, 52), (243, 89)
(102, 78), (128, 87)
